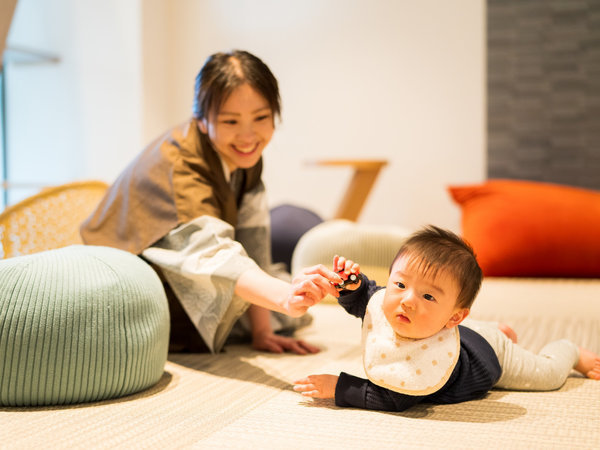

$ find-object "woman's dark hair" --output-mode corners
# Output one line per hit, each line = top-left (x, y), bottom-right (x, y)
(389, 225), (483, 309)
(192, 50), (281, 122)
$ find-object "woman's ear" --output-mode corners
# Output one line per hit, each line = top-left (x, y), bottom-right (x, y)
(445, 308), (469, 329)
(197, 119), (208, 134)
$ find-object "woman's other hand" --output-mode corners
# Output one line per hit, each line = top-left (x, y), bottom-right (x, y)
(252, 331), (320, 354)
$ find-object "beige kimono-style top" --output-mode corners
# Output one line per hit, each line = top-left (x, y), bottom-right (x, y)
(80, 119), (270, 352)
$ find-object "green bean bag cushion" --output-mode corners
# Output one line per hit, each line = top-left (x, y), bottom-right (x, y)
(0, 245), (170, 406)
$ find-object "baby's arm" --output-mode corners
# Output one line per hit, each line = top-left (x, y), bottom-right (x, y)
(335, 373), (424, 411)
(293, 372), (425, 411)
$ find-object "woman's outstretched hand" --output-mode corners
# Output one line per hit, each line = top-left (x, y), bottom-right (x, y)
(284, 264), (343, 317)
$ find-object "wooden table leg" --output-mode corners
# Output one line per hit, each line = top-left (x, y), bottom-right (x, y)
(313, 160), (388, 221)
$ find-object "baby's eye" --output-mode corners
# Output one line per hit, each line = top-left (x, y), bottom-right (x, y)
(255, 114), (271, 122)
(423, 293), (436, 302)
(222, 119), (237, 125)
(395, 282), (406, 289)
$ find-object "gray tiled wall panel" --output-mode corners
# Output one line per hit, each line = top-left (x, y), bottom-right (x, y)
(488, 0), (600, 190)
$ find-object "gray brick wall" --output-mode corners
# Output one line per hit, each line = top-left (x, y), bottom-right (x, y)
(487, 0), (600, 190)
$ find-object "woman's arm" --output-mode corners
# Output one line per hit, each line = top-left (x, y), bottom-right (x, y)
(235, 264), (341, 317)
(235, 264), (341, 354)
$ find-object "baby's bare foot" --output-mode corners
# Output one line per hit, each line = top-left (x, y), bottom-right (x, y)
(498, 323), (517, 343)
(575, 347), (600, 380)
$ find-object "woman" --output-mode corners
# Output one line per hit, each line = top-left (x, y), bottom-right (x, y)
(81, 50), (341, 354)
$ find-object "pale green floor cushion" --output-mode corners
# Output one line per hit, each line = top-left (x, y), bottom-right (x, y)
(0, 245), (170, 406)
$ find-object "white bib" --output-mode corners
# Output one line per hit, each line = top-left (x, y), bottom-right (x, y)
(362, 289), (460, 395)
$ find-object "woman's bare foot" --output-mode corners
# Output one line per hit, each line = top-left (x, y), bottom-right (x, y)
(575, 347), (600, 380)
(498, 323), (517, 343)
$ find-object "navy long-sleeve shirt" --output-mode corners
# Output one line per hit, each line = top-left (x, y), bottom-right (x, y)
(335, 275), (501, 412)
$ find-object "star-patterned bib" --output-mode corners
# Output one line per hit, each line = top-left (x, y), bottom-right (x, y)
(362, 289), (460, 395)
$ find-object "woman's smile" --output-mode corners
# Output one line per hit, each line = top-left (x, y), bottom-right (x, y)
(232, 142), (259, 154)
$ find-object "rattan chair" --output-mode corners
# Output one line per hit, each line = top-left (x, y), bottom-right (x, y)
(0, 180), (108, 259)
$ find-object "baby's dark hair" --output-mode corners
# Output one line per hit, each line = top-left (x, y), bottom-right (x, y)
(192, 49), (281, 122)
(390, 225), (483, 309)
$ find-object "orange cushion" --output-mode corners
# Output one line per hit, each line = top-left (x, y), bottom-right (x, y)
(448, 179), (600, 277)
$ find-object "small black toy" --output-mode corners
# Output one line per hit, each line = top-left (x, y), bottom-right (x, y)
(335, 270), (360, 289)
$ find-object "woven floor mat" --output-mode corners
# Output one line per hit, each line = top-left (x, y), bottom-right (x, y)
(1, 298), (599, 448)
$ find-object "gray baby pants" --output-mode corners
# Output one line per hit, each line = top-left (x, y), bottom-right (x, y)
(462, 318), (579, 391)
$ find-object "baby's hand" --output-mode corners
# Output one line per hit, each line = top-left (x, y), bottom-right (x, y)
(293, 374), (339, 399)
(332, 255), (361, 290)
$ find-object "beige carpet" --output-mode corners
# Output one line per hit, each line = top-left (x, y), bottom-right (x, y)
(2, 278), (599, 449)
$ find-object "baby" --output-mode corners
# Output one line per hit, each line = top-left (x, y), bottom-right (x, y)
(294, 225), (600, 411)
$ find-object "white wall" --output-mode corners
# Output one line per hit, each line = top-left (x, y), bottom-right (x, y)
(143, 0), (486, 232)
(5, 0), (142, 200)
(6, 0), (485, 233)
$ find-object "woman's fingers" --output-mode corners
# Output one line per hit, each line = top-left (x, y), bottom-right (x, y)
(294, 339), (320, 354)
(288, 294), (318, 315)
(301, 264), (342, 284)
(298, 279), (337, 300)
(292, 276), (338, 300)
(278, 338), (311, 355)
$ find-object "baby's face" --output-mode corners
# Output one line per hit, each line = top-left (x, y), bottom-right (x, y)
(382, 255), (467, 339)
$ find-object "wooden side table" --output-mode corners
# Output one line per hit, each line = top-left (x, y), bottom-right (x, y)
(313, 159), (388, 221)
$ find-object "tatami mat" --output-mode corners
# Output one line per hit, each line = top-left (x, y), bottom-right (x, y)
(1, 278), (599, 449)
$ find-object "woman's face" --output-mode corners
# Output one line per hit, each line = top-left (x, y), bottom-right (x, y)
(198, 83), (274, 171)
